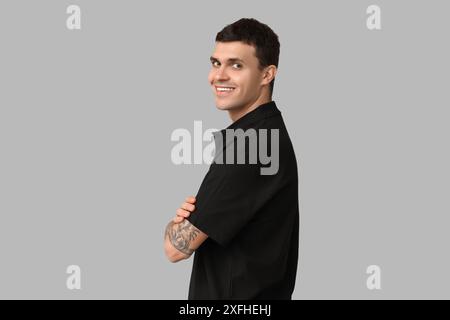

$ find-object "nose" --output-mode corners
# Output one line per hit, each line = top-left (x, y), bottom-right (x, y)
(214, 66), (229, 82)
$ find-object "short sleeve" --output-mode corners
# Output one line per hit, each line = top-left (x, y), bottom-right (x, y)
(187, 162), (286, 247)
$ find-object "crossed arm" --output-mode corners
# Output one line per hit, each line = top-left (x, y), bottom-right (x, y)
(164, 197), (208, 263)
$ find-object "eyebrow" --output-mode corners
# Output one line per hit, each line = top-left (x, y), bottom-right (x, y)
(210, 56), (245, 64)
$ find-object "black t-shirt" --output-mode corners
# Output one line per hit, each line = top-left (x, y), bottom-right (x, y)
(187, 101), (299, 299)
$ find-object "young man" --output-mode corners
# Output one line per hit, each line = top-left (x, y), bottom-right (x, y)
(164, 18), (299, 299)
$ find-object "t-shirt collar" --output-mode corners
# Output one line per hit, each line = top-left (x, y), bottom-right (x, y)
(224, 100), (281, 131)
(211, 100), (281, 162)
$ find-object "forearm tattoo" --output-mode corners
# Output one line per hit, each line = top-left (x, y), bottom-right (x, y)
(165, 220), (200, 256)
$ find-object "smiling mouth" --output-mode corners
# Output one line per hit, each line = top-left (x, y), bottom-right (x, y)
(214, 86), (236, 96)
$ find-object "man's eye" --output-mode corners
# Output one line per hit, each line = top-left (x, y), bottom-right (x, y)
(232, 63), (242, 69)
(212, 61), (220, 67)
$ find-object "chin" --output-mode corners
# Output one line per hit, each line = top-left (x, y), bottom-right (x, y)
(214, 99), (233, 110)
(215, 96), (246, 109)
(215, 103), (230, 110)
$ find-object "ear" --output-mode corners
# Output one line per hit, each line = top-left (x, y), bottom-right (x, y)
(261, 65), (277, 86)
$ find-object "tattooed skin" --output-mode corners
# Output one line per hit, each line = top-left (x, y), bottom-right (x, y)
(165, 220), (200, 256)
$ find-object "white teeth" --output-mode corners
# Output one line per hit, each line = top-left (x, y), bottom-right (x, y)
(216, 87), (235, 92)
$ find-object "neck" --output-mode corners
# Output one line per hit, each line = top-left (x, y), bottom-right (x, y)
(228, 94), (272, 123)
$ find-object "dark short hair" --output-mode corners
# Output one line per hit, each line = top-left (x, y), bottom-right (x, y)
(215, 18), (280, 96)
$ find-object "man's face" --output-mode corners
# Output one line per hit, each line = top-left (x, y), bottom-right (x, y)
(208, 41), (266, 112)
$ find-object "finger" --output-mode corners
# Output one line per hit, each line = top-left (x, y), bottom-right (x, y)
(181, 202), (195, 212)
(176, 208), (191, 218)
(173, 216), (184, 223)
(185, 196), (196, 204)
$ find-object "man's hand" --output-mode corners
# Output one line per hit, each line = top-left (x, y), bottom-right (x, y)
(173, 196), (196, 223)
(164, 195), (208, 263)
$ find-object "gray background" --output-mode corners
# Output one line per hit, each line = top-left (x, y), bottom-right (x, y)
(0, 0), (449, 299)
